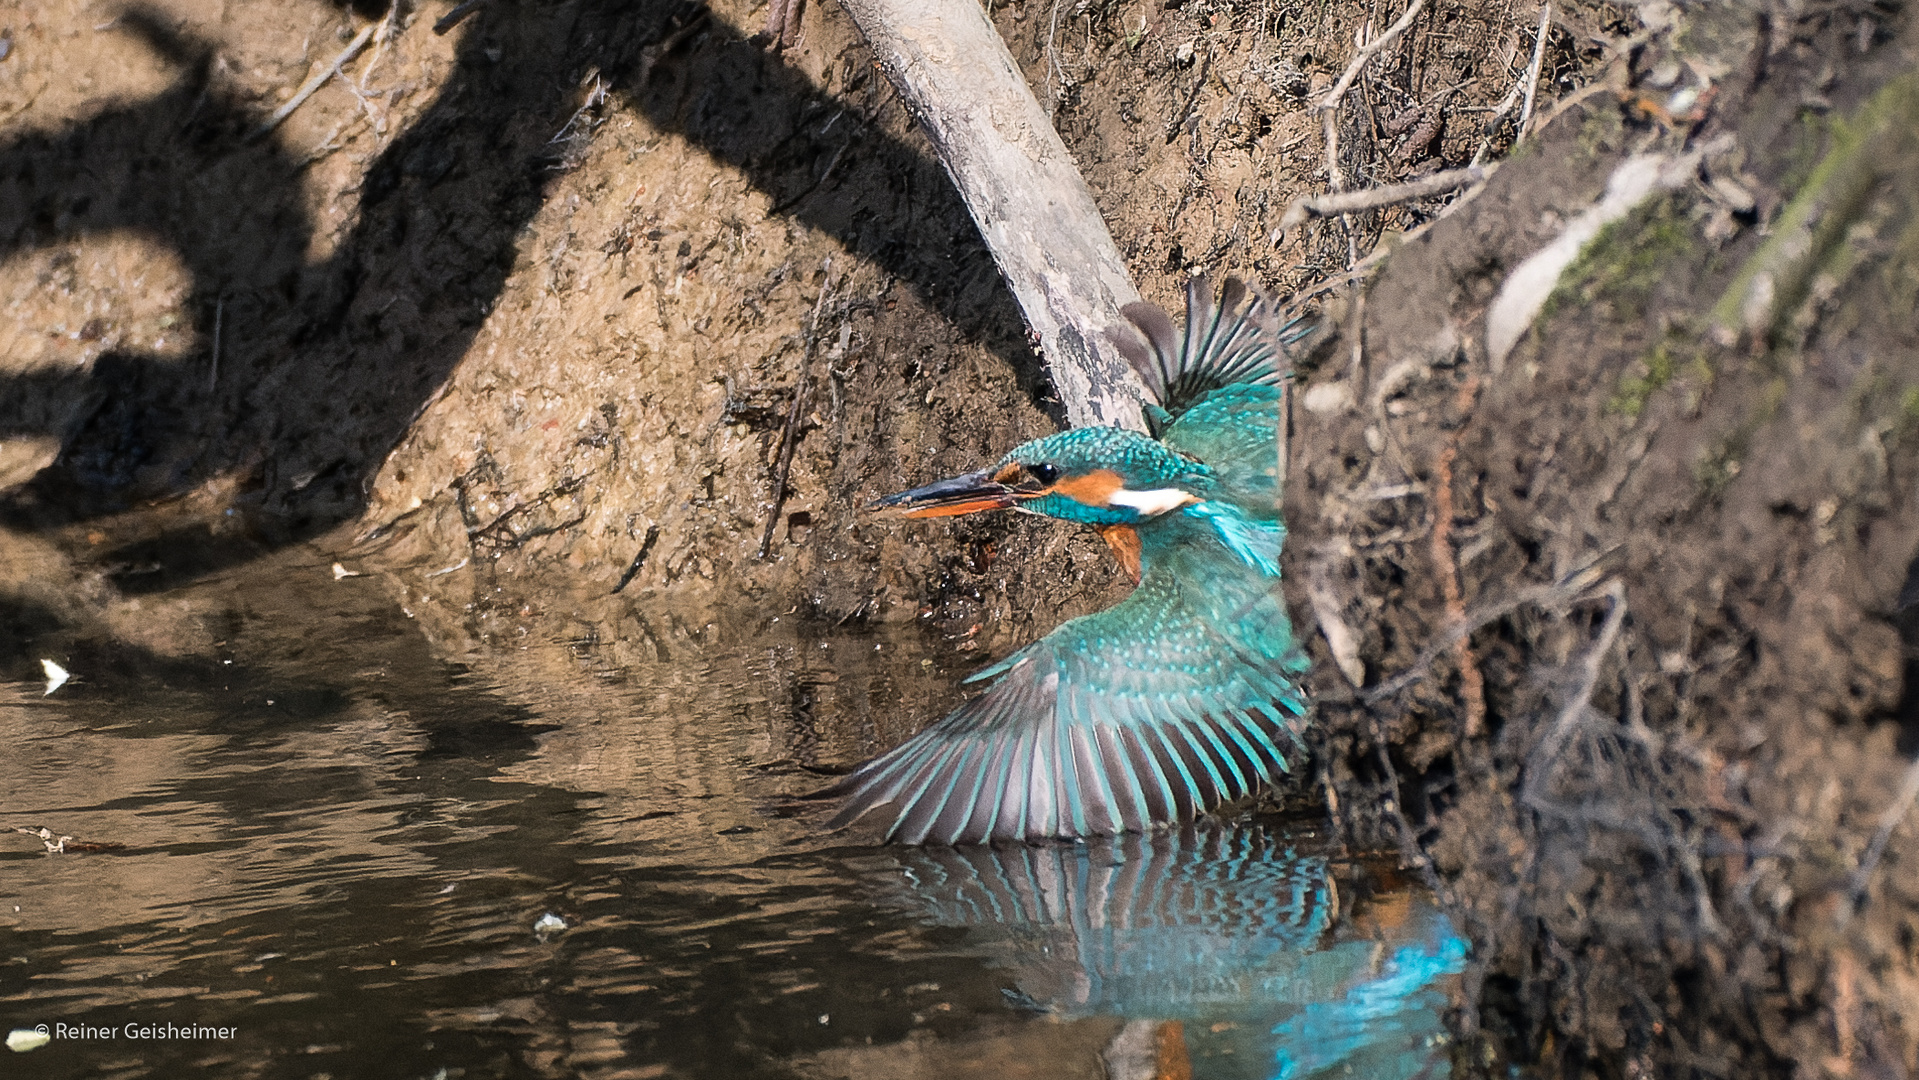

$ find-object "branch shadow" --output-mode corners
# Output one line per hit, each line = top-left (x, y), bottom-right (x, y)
(0, 0), (1038, 593)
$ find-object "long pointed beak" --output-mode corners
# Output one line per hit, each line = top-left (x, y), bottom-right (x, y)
(868, 468), (1016, 518)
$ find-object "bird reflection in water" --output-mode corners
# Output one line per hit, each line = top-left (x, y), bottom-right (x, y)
(878, 820), (1466, 1080)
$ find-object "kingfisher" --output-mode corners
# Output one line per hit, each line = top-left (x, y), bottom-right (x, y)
(830, 276), (1312, 845)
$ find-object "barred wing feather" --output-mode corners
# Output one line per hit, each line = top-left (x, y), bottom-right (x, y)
(827, 564), (1309, 846)
(1111, 276), (1295, 429)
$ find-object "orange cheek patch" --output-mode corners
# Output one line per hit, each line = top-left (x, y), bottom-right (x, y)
(1098, 525), (1142, 583)
(992, 462), (1025, 485)
(1049, 468), (1125, 506)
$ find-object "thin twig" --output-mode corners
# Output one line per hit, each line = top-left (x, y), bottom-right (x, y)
(1369, 715), (1455, 905)
(1361, 564), (1611, 704)
(1319, 106), (1346, 198)
(1522, 783), (1726, 936)
(1165, 47), (1212, 144)
(208, 294), (223, 393)
(358, 2), (400, 93)
(1308, 1), (1423, 403)
(1846, 754), (1919, 916)
(1472, 4), (1558, 165)
(1511, 579), (1728, 938)
(1273, 164), (1494, 237)
(545, 73), (609, 169)
(1279, 167), (1497, 316)
(465, 478), (588, 551)
(1477, 82), (1523, 139)
(299, 112), (371, 169)
(611, 525), (663, 594)
(253, 20), (378, 140)
(769, 140), (850, 216)
(338, 9), (397, 145)
(1319, 0), (1430, 112)
(1516, 3), (1553, 138)
(1525, 579), (1626, 791)
(1344, 283), (1367, 394)
(434, 0), (486, 35)
(1046, 0), (1068, 108)
(759, 261), (837, 558)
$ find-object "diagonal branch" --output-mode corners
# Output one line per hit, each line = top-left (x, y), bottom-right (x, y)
(832, 0), (1148, 430)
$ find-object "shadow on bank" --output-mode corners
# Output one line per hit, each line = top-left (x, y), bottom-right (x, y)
(0, 0), (1038, 601)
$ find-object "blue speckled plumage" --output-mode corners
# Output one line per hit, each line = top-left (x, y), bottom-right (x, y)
(833, 277), (1311, 845)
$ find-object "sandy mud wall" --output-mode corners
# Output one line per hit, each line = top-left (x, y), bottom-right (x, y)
(351, 0), (1569, 645)
(0, 0), (1134, 653)
(2, 0), (1574, 654)
(353, 0), (1586, 646)
(349, 0), (1094, 629)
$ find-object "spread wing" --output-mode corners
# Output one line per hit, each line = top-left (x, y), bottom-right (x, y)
(1114, 276), (1296, 517)
(828, 547), (1310, 846)
(1111, 276), (1300, 437)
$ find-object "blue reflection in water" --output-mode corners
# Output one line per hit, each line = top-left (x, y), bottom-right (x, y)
(1271, 935), (1469, 1079)
(879, 821), (1466, 1080)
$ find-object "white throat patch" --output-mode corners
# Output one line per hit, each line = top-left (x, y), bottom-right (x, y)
(1107, 487), (1194, 516)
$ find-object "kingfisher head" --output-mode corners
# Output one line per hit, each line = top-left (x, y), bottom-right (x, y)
(871, 427), (1215, 528)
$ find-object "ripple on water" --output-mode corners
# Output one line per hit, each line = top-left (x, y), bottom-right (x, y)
(2, 552), (1460, 1079)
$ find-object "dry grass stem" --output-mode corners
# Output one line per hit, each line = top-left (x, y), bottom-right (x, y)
(1361, 563), (1612, 704)
(1319, 0), (1431, 112)
(254, 20), (379, 140)
(759, 260), (838, 559)
(1274, 164), (1495, 237)
(1846, 754), (1919, 918)
(433, 0), (486, 35)
(207, 294), (223, 394)
(1517, 3), (1553, 138)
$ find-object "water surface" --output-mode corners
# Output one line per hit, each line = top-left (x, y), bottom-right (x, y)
(2, 548), (1458, 1078)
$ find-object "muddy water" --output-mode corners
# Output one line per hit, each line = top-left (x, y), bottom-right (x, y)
(2, 548), (1459, 1079)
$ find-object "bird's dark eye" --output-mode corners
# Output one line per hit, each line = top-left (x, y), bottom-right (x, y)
(1026, 463), (1060, 485)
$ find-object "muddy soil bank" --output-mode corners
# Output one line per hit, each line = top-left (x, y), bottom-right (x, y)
(0, 0), (1583, 639)
(4, 0), (1919, 1075)
(1285, 8), (1919, 1077)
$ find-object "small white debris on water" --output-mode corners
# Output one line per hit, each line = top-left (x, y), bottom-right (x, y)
(40, 659), (69, 696)
(331, 563), (364, 580)
(16, 826), (72, 853)
(7, 1027), (49, 1052)
(533, 912), (567, 936)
